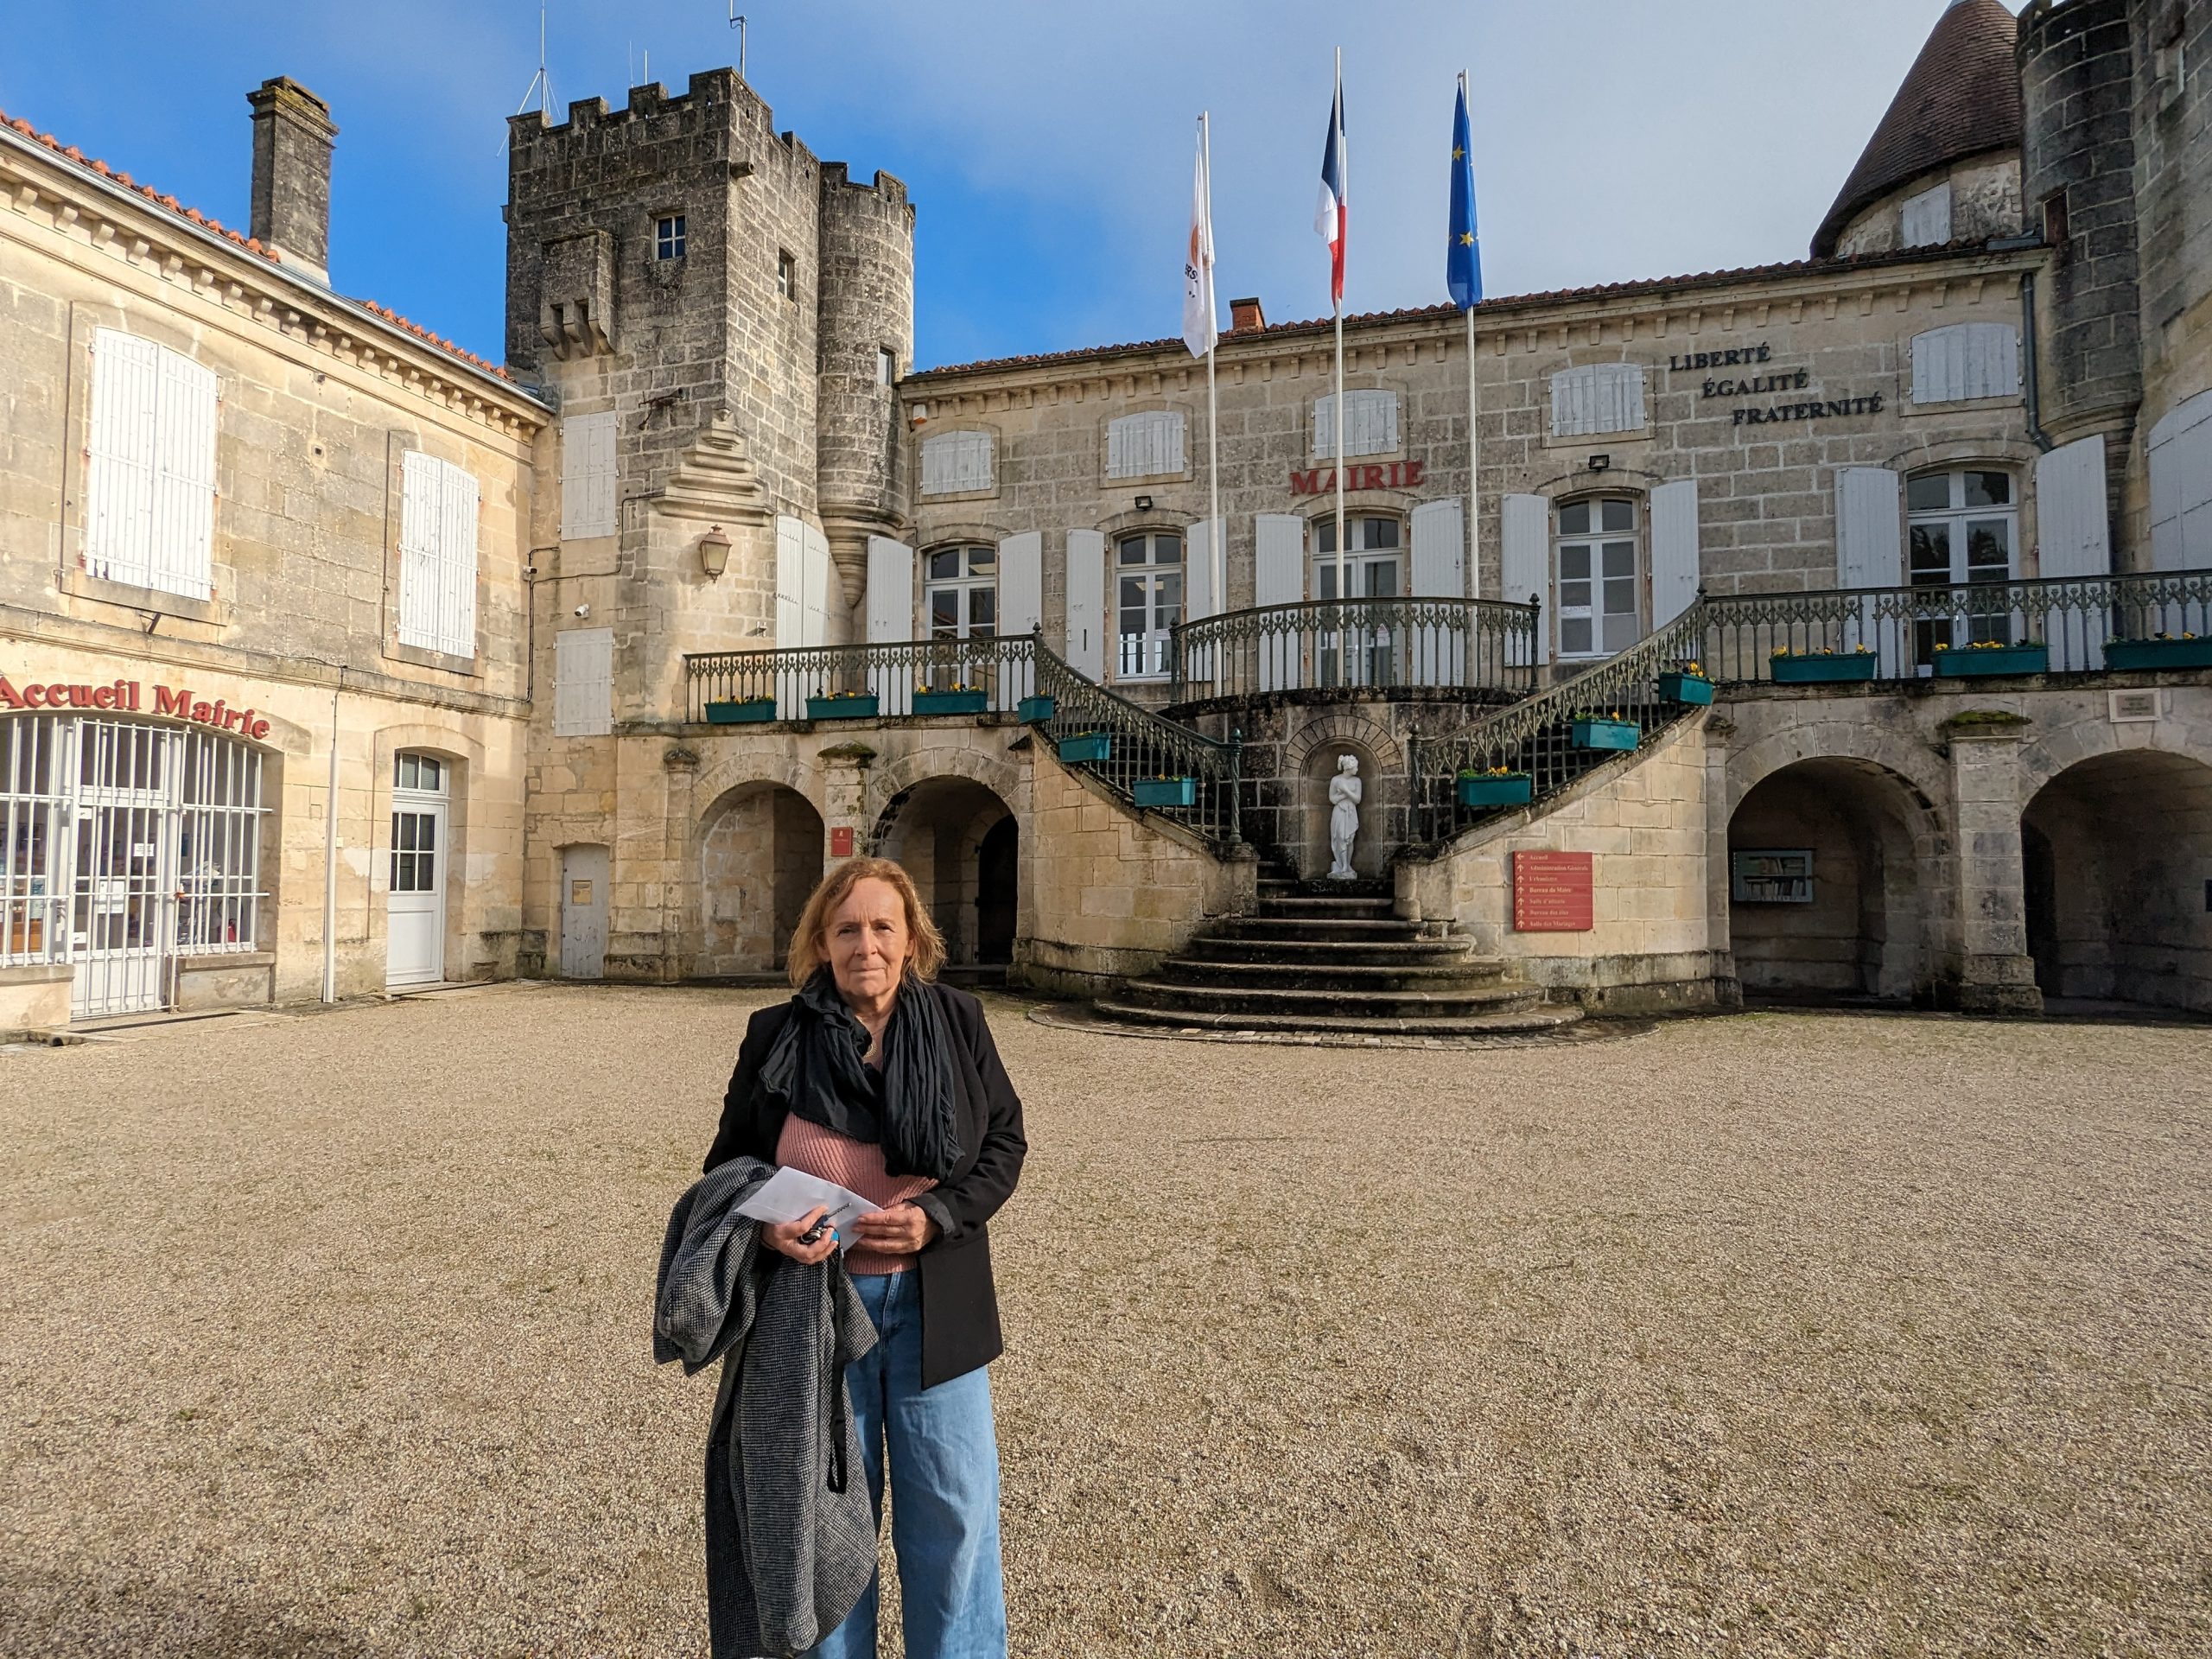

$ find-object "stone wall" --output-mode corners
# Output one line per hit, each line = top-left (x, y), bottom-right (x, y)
(815, 164), (915, 598)
(1834, 152), (2025, 257)
(2131, 0), (2212, 440)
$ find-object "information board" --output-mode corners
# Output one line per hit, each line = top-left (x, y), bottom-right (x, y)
(1512, 850), (1595, 932)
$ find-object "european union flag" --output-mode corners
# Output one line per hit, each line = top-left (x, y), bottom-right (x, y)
(1446, 77), (1482, 310)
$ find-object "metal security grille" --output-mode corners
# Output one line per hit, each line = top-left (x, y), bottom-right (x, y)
(0, 715), (267, 1020)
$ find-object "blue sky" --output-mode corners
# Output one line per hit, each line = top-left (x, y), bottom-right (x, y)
(0, 2), (2006, 372)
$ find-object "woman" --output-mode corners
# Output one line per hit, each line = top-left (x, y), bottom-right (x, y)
(704, 857), (1027, 1659)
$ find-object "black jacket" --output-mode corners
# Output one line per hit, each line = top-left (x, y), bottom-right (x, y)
(705, 979), (1027, 1389)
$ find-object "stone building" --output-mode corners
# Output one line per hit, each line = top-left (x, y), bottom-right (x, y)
(3, 0), (2209, 1033)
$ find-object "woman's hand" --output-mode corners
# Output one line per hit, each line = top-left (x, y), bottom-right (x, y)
(850, 1203), (938, 1256)
(763, 1205), (840, 1265)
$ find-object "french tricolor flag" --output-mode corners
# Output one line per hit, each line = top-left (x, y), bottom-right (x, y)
(1314, 82), (1346, 307)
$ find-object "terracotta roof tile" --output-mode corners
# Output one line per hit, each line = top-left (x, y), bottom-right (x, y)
(0, 106), (512, 383)
(1813, 0), (2024, 257)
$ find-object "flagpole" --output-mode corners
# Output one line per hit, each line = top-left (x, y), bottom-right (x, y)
(1462, 70), (1479, 601)
(1203, 111), (1223, 620)
(1332, 48), (1346, 664)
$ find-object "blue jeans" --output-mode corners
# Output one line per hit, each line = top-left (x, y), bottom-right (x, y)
(808, 1268), (1007, 1659)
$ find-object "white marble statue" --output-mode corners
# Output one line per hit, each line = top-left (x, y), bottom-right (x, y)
(1326, 753), (1363, 880)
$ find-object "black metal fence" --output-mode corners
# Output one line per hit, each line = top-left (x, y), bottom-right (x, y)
(1033, 643), (1242, 847)
(683, 635), (1039, 722)
(1171, 595), (1539, 703)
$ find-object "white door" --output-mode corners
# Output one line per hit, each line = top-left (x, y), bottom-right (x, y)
(1313, 514), (1406, 686)
(560, 844), (609, 980)
(1907, 467), (2018, 666)
(387, 753), (448, 988)
(69, 720), (176, 1019)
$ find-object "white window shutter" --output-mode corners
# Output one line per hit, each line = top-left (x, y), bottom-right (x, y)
(997, 531), (1043, 638)
(86, 330), (161, 588)
(865, 536), (916, 643)
(1312, 391), (1399, 459)
(436, 459), (480, 657)
(1501, 493), (1549, 666)
(2147, 391), (2212, 573)
(1253, 514), (1307, 691)
(1063, 529), (1107, 679)
(1182, 518), (1221, 621)
(1900, 182), (1953, 247)
(774, 515), (805, 648)
(561, 411), (618, 538)
(920, 430), (994, 495)
(1835, 467), (1904, 588)
(1649, 480), (1700, 627)
(1549, 365), (1645, 438)
(2034, 436), (2111, 580)
(552, 627), (614, 737)
(149, 347), (218, 601)
(1910, 324), (2019, 404)
(802, 522), (833, 646)
(1409, 499), (1464, 598)
(1106, 411), (1185, 480)
(397, 452), (441, 652)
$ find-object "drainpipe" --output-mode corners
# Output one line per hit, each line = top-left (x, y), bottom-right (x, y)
(2020, 272), (2055, 454)
(321, 673), (340, 1003)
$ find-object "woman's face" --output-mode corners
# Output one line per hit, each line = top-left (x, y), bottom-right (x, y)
(824, 877), (912, 1007)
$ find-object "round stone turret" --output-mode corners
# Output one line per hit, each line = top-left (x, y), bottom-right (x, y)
(815, 163), (915, 606)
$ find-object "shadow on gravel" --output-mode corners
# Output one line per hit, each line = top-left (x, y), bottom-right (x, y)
(0, 1564), (372, 1659)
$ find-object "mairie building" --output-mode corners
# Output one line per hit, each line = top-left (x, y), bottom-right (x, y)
(3, 0), (2209, 1033)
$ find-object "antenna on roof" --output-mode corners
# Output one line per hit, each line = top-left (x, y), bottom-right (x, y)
(731, 8), (747, 82)
(499, 5), (552, 153)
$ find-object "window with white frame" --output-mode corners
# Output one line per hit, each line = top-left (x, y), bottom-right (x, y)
(85, 327), (219, 601)
(1311, 515), (1405, 684)
(925, 545), (997, 641)
(777, 250), (797, 297)
(1907, 467), (2018, 658)
(1550, 364), (1647, 439)
(390, 753), (446, 899)
(397, 451), (480, 658)
(1107, 410), (1187, 480)
(1555, 497), (1642, 657)
(1910, 323), (2020, 405)
(1115, 531), (1183, 678)
(919, 429), (995, 496)
(561, 410), (618, 539)
(1312, 390), (1400, 459)
(656, 214), (686, 260)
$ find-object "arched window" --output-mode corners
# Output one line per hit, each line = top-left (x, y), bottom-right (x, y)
(1907, 467), (2018, 655)
(924, 544), (997, 643)
(1554, 496), (1641, 658)
(1115, 531), (1183, 679)
(1311, 514), (1405, 685)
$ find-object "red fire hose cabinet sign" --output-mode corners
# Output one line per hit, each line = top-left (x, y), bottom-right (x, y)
(1513, 851), (1596, 932)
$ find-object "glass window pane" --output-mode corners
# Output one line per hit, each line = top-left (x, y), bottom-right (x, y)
(1366, 561), (1399, 599)
(928, 550), (961, 581)
(398, 755), (416, 790)
(1562, 618), (1593, 654)
(1907, 473), (1951, 512)
(1910, 524), (1951, 579)
(1160, 536), (1182, 563)
(422, 758), (441, 791)
(1363, 518), (1400, 550)
(930, 590), (959, 626)
(1600, 499), (1634, 532)
(1120, 576), (1146, 614)
(1560, 545), (1592, 580)
(1314, 518), (1337, 555)
(970, 590), (995, 627)
(1118, 537), (1147, 566)
(1604, 577), (1637, 616)
(1967, 522), (2011, 575)
(1560, 579), (1592, 608)
(1601, 542), (1636, 578)
(419, 817), (436, 853)
(1158, 574), (1181, 617)
(967, 546), (995, 574)
(389, 850), (401, 890)
(418, 853), (435, 891)
(1558, 501), (1591, 536)
(1604, 611), (1641, 653)
(1965, 471), (2011, 508)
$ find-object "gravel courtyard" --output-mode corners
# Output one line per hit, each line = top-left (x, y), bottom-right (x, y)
(2, 984), (2207, 1658)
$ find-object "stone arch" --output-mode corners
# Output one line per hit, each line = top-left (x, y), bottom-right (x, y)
(2022, 747), (2212, 1014)
(2014, 714), (2212, 805)
(871, 771), (1020, 968)
(866, 741), (1026, 830)
(690, 751), (827, 823)
(1280, 709), (1403, 879)
(696, 779), (827, 976)
(1724, 718), (1950, 826)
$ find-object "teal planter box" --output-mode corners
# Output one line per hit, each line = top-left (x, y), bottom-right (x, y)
(2107, 638), (2212, 670)
(1457, 772), (1534, 808)
(1657, 671), (1714, 705)
(1571, 717), (1639, 752)
(1771, 652), (1879, 684)
(912, 690), (988, 715)
(1057, 732), (1112, 764)
(1016, 695), (1057, 723)
(1935, 644), (2048, 677)
(807, 694), (880, 721)
(1132, 776), (1197, 809)
(704, 696), (777, 725)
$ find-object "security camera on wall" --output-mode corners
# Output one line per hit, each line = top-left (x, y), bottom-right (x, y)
(573, 602), (591, 619)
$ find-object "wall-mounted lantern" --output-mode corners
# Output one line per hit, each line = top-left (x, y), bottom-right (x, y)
(699, 524), (732, 579)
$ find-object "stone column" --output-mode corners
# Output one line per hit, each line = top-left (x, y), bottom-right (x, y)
(1946, 715), (2044, 1014)
(819, 741), (876, 859)
(661, 743), (701, 982)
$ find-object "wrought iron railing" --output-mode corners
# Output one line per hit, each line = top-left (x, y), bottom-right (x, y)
(1699, 568), (2212, 683)
(1170, 595), (1540, 704)
(1412, 601), (1712, 844)
(683, 635), (1039, 722)
(1033, 642), (1242, 848)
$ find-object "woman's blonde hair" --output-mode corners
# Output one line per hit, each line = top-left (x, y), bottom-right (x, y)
(785, 857), (947, 988)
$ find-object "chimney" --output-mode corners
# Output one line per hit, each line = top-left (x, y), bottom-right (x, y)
(247, 76), (337, 282)
(1229, 296), (1267, 335)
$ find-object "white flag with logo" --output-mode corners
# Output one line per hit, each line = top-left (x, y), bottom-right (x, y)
(1182, 131), (1216, 358)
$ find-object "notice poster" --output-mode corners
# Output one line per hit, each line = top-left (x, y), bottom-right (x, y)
(1513, 851), (1595, 932)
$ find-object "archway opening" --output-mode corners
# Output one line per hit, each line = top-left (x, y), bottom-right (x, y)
(874, 777), (1017, 969)
(2023, 750), (2212, 1015)
(1727, 757), (1932, 1003)
(698, 783), (825, 976)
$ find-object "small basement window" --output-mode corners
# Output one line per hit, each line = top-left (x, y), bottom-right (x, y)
(656, 214), (686, 260)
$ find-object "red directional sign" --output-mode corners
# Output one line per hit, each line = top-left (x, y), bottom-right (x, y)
(1513, 851), (1594, 932)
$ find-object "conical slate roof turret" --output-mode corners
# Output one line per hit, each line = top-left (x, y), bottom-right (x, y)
(1812, 0), (2024, 257)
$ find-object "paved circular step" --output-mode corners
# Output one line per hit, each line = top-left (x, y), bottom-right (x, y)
(1091, 1000), (1585, 1039)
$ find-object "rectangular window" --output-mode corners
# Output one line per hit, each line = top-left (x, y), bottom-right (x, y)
(656, 214), (686, 259)
(560, 410), (619, 539)
(1107, 410), (1188, 480)
(86, 328), (218, 601)
(1907, 467), (2018, 660)
(1910, 323), (2020, 405)
(1115, 531), (1184, 678)
(1312, 390), (1400, 459)
(397, 451), (480, 659)
(919, 430), (995, 496)
(1549, 365), (1647, 439)
(777, 251), (796, 297)
(878, 346), (897, 386)
(1554, 497), (1641, 657)
(553, 628), (615, 737)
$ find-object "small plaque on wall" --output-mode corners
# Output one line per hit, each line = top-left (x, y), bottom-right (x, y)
(830, 826), (855, 858)
(1513, 851), (1595, 931)
(1732, 849), (1814, 904)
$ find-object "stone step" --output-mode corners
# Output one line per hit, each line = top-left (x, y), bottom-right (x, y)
(1092, 999), (1585, 1039)
(1255, 894), (1399, 918)
(1183, 936), (1481, 969)
(1116, 978), (1544, 1020)
(1218, 917), (1427, 942)
(1148, 957), (1509, 993)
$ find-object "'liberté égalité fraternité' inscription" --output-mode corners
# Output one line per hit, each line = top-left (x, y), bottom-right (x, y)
(1668, 341), (1885, 428)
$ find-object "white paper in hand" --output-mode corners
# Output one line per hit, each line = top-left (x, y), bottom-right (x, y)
(736, 1165), (877, 1254)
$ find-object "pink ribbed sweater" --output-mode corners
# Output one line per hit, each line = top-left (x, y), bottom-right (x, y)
(775, 1114), (938, 1275)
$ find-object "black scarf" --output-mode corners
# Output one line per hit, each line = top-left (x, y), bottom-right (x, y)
(758, 969), (963, 1181)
